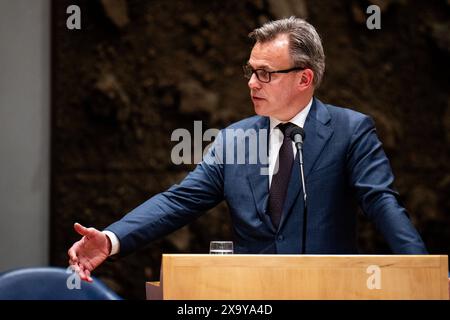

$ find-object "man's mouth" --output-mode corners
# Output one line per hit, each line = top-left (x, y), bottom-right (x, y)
(252, 95), (265, 100)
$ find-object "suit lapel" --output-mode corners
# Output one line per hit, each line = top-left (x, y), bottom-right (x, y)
(302, 98), (333, 178)
(278, 98), (333, 230)
(246, 117), (276, 231)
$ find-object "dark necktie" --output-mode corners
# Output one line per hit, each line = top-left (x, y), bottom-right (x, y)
(269, 123), (294, 228)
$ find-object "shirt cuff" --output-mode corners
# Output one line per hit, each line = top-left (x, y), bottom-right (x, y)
(102, 230), (120, 256)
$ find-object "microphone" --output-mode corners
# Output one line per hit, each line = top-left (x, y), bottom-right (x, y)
(285, 123), (307, 254)
(285, 125), (305, 150)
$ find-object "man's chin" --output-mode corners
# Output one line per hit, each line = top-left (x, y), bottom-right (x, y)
(253, 103), (269, 117)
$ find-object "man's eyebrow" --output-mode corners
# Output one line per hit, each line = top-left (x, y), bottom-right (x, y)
(247, 61), (271, 69)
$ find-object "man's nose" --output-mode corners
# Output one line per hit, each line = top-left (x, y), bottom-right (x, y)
(248, 73), (261, 90)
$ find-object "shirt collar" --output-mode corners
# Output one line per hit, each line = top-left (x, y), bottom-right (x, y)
(269, 97), (313, 133)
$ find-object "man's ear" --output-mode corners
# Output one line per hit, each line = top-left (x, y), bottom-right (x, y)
(298, 69), (314, 89)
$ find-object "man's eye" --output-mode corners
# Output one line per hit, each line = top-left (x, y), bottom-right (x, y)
(258, 70), (268, 76)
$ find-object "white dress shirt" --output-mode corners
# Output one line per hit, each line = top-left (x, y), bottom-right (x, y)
(104, 98), (313, 256)
(103, 230), (120, 256)
(268, 98), (312, 188)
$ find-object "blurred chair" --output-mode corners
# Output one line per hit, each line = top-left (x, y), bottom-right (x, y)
(0, 267), (121, 300)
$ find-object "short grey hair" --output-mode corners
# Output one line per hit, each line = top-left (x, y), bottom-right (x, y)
(249, 16), (326, 88)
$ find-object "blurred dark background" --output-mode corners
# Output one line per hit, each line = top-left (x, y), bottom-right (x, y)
(2, 0), (446, 299)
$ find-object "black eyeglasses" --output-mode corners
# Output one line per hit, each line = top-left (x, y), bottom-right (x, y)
(243, 64), (304, 83)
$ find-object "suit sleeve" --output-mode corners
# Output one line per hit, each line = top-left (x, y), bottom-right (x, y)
(105, 132), (225, 256)
(346, 115), (428, 254)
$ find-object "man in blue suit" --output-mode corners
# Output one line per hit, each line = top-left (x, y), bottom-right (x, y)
(68, 17), (427, 283)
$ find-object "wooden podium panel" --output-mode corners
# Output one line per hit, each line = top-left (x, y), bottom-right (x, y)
(146, 254), (448, 300)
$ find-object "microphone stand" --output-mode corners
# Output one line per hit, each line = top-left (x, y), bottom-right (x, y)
(293, 140), (307, 254)
(286, 124), (307, 254)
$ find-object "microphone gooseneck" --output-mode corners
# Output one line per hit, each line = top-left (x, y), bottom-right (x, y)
(284, 123), (307, 254)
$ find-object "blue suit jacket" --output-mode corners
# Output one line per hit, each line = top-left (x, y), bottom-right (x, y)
(106, 98), (427, 255)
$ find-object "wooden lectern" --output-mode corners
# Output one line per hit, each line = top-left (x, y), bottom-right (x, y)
(146, 254), (448, 300)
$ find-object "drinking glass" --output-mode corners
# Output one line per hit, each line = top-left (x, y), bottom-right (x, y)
(209, 241), (234, 254)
